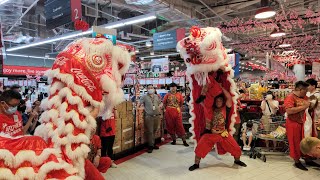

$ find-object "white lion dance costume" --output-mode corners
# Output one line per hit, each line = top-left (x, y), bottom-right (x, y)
(177, 26), (245, 170)
(0, 38), (131, 179)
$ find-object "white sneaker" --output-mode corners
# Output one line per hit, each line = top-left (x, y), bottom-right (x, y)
(111, 162), (118, 168)
(243, 146), (250, 151)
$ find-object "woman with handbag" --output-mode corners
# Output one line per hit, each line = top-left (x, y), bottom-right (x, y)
(260, 91), (279, 150)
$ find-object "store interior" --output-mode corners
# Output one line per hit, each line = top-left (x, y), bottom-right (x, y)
(0, 0), (320, 179)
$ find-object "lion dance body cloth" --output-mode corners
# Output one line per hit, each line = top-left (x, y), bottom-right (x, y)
(177, 26), (239, 149)
(0, 38), (131, 179)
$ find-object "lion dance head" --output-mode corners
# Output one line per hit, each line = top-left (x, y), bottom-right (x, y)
(0, 38), (131, 179)
(177, 27), (238, 145)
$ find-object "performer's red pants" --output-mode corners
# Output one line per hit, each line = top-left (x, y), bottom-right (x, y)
(165, 107), (186, 137)
(195, 133), (241, 159)
(286, 120), (303, 160)
(85, 157), (112, 180)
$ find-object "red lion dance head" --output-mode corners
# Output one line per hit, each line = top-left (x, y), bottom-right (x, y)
(177, 27), (238, 145)
(0, 38), (131, 179)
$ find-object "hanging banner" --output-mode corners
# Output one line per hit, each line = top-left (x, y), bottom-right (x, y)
(153, 28), (186, 51)
(3, 65), (50, 76)
(228, 54), (236, 67)
(151, 58), (169, 73)
(45, 0), (82, 29)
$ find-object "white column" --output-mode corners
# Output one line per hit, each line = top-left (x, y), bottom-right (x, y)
(293, 64), (305, 81)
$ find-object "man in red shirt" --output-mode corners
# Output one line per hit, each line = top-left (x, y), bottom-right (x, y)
(163, 83), (189, 147)
(284, 81), (320, 171)
(0, 90), (37, 136)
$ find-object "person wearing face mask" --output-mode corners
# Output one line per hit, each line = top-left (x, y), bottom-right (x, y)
(284, 81), (320, 171)
(0, 90), (37, 136)
(163, 83), (189, 147)
(140, 84), (162, 153)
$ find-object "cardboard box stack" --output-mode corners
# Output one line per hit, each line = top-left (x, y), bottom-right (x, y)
(121, 101), (134, 151)
(112, 101), (135, 153)
(113, 117), (122, 154)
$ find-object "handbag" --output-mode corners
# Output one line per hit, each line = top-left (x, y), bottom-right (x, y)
(266, 100), (276, 117)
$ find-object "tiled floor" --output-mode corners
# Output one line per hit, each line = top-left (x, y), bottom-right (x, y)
(104, 140), (320, 180)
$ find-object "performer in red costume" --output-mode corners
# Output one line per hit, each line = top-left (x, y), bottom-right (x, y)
(98, 108), (118, 167)
(85, 131), (112, 180)
(284, 81), (320, 171)
(0, 90), (38, 136)
(189, 85), (247, 171)
(163, 83), (189, 146)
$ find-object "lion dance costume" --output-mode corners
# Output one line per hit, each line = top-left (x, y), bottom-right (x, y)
(177, 26), (245, 170)
(0, 38), (131, 179)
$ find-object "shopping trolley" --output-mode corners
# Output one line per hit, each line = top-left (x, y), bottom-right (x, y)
(250, 116), (289, 162)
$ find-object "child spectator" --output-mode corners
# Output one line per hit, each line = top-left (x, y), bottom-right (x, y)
(241, 121), (257, 151)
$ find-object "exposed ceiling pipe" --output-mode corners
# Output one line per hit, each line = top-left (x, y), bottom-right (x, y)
(21, 20), (46, 27)
(197, 0), (227, 22)
(6, 0), (39, 34)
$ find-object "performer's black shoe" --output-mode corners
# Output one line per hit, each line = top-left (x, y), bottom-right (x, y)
(183, 141), (190, 147)
(171, 140), (176, 145)
(195, 95), (206, 104)
(189, 164), (199, 171)
(306, 161), (320, 167)
(295, 162), (308, 171)
(234, 160), (247, 167)
(147, 146), (153, 153)
(153, 145), (159, 150)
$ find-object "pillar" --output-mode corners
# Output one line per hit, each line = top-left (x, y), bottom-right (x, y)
(293, 64), (305, 81)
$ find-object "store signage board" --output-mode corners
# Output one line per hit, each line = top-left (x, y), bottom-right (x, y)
(45, 0), (82, 29)
(153, 28), (185, 51)
(92, 26), (117, 45)
(3, 65), (50, 76)
(151, 58), (169, 73)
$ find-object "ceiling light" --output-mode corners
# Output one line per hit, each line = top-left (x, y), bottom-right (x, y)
(6, 53), (55, 60)
(255, 7), (276, 19)
(0, 0), (10, 5)
(270, 28), (286, 38)
(135, 49), (139, 53)
(146, 41), (152, 47)
(139, 53), (179, 59)
(7, 13), (157, 52)
(279, 43), (291, 48)
(255, 0), (276, 19)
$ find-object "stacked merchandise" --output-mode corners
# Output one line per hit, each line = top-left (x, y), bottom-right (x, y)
(271, 89), (292, 101)
(112, 101), (135, 154)
(135, 107), (145, 145)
